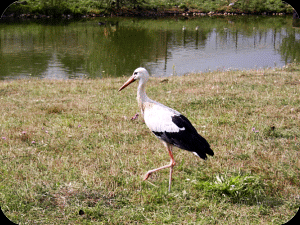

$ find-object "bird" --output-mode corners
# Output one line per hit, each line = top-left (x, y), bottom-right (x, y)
(118, 67), (214, 192)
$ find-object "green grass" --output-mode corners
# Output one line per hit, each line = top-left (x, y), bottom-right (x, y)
(1, 63), (300, 223)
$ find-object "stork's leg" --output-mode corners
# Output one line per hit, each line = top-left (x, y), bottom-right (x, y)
(143, 144), (175, 192)
(168, 146), (175, 192)
(168, 161), (173, 192)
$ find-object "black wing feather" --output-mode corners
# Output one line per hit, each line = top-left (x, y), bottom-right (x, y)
(152, 114), (214, 160)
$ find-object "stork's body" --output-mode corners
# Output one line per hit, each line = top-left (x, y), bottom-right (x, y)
(119, 68), (214, 192)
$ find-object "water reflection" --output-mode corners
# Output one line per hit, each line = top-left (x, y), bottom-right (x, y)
(0, 16), (299, 80)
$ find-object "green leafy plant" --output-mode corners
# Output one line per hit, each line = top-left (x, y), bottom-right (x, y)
(195, 173), (266, 205)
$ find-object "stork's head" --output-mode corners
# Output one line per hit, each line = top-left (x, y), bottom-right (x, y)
(118, 67), (149, 91)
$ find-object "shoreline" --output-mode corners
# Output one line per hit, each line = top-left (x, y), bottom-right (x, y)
(2, 9), (292, 20)
(2, 1), (294, 20)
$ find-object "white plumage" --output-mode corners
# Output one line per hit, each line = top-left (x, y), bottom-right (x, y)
(144, 103), (185, 133)
(119, 67), (214, 192)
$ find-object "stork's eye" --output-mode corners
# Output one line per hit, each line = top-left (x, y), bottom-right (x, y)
(134, 72), (138, 75)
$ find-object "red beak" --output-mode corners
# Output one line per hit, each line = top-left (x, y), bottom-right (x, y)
(118, 75), (136, 91)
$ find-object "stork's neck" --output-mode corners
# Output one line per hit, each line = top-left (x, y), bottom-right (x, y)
(137, 78), (153, 114)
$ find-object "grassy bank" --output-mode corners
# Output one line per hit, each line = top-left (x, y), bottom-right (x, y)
(3, 0), (294, 18)
(1, 64), (300, 223)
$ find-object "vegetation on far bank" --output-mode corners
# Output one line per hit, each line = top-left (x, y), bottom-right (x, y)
(3, 0), (295, 18)
(0, 63), (299, 223)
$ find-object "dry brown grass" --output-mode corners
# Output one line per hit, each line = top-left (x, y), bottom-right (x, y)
(0, 64), (299, 224)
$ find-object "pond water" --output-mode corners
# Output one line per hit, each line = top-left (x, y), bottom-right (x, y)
(1, 16), (300, 80)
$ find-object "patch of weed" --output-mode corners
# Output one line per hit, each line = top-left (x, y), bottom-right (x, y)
(194, 173), (267, 205)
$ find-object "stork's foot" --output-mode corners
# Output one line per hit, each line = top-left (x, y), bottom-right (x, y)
(143, 172), (152, 181)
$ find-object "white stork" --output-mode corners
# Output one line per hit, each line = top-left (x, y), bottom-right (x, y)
(119, 67), (214, 192)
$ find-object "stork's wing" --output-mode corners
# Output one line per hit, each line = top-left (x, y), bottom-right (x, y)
(144, 103), (214, 160)
(143, 103), (183, 133)
(169, 114), (214, 159)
